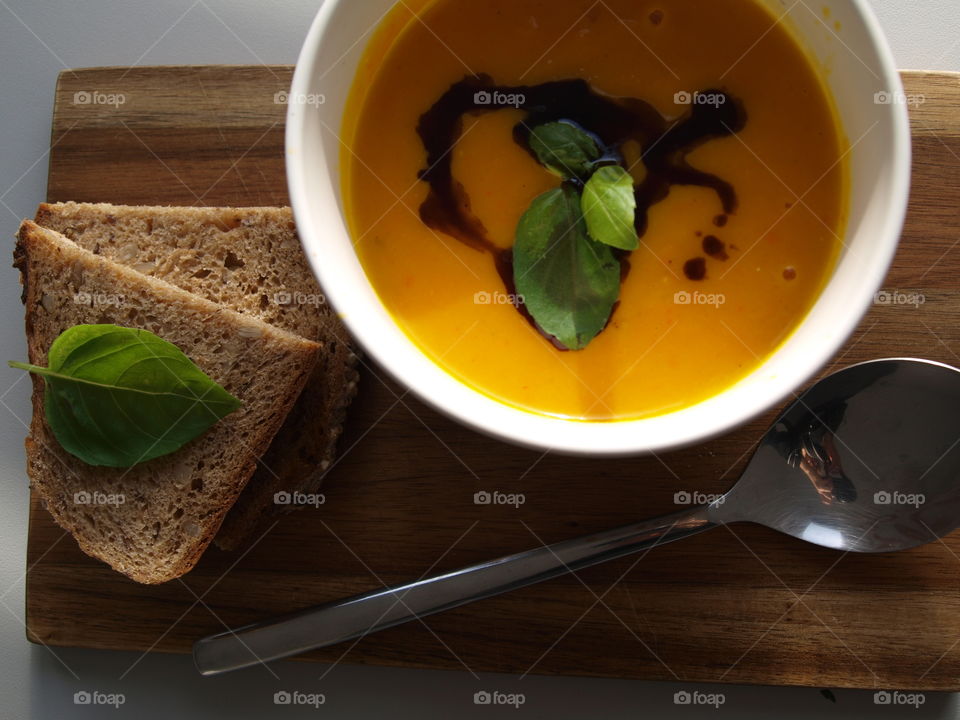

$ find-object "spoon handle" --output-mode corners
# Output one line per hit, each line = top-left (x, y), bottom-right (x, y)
(194, 505), (715, 675)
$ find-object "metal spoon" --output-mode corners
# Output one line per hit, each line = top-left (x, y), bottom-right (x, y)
(195, 358), (960, 675)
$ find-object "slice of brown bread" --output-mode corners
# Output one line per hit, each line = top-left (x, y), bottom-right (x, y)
(14, 220), (321, 583)
(34, 202), (359, 549)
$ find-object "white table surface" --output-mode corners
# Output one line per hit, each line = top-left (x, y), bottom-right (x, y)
(1, 1), (958, 717)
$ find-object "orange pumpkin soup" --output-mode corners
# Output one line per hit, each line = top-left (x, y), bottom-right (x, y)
(342, 0), (847, 421)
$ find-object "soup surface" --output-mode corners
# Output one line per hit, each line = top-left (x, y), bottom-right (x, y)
(343, 0), (847, 420)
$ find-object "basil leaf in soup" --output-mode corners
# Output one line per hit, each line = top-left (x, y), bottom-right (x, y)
(513, 185), (621, 351)
(581, 165), (639, 251)
(528, 121), (601, 179)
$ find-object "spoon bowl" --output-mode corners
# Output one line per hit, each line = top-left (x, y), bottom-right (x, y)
(717, 358), (960, 551)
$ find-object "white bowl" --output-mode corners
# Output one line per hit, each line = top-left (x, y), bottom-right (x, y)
(286, 0), (911, 456)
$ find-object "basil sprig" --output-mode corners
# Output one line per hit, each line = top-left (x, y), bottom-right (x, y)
(514, 122), (639, 350)
(10, 324), (241, 467)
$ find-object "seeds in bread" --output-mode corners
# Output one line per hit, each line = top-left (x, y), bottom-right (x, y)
(14, 220), (321, 583)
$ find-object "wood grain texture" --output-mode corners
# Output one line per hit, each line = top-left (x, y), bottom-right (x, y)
(22, 67), (960, 690)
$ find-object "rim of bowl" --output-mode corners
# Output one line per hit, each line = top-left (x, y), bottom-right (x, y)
(286, 0), (912, 457)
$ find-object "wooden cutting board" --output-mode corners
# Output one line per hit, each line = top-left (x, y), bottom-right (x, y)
(23, 66), (960, 690)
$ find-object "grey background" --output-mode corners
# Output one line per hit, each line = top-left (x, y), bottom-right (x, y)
(1, 0), (959, 717)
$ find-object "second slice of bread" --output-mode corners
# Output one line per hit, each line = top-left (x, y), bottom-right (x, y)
(15, 221), (321, 583)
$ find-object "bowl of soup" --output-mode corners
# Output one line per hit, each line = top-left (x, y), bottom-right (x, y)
(287, 0), (910, 455)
